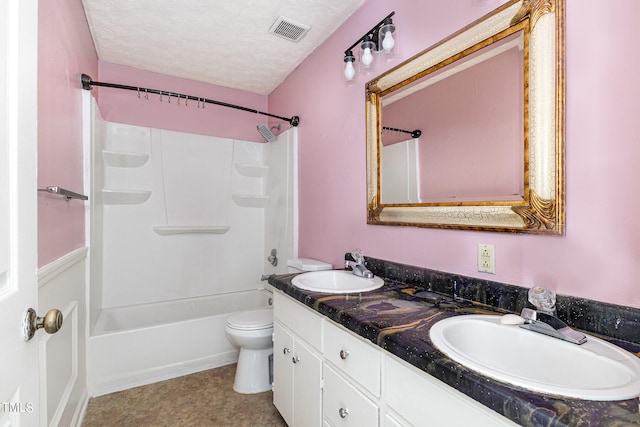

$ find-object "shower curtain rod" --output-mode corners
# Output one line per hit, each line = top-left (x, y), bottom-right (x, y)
(382, 126), (422, 138)
(80, 74), (300, 127)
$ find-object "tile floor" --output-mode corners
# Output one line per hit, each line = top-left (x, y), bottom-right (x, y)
(82, 364), (287, 427)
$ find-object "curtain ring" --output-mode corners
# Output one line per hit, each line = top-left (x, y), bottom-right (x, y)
(137, 87), (140, 99)
(145, 88), (149, 100)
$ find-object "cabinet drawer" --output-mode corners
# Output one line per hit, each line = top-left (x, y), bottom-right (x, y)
(324, 320), (381, 396)
(274, 291), (323, 351)
(384, 355), (518, 427)
(324, 365), (378, 427)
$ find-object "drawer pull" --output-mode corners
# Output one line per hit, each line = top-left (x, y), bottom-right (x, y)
(292, 355), (300, 364)
(283, 347), (290, 355)
(339, 407), (349, 418)
(339, 349), (350, 360)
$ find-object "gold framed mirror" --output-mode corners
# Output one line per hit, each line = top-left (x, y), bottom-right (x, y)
(366, 0), (565, 234)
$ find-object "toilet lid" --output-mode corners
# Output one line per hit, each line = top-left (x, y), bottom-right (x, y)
(226, 308), (273, 330)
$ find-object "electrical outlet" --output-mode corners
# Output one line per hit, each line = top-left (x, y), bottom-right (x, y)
(478, 244), (495, 274)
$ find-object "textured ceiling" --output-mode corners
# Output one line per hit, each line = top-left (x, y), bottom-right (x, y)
(82, 0), (365, 95)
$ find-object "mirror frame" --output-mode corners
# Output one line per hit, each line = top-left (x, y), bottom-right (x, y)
(366, 0), (565, 234)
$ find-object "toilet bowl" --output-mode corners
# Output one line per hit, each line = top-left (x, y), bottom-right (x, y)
(225, 258), (332, 394)
(225, 308), (274, 394)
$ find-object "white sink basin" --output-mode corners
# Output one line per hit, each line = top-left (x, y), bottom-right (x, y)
(292, 270), (384, 294)
(429, 314), (640, 401)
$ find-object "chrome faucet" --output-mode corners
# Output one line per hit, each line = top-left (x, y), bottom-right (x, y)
(344, 248), (374, 279)
(519, 308), (587, 345)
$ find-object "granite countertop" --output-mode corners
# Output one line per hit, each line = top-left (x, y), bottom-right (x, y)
(269, 273), (640, 427)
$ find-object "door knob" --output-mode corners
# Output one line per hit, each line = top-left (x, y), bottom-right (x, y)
(23, 308), (63, 341)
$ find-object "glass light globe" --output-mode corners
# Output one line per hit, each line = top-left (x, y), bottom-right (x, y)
(361, 47), (373, 66)
(344, 60), (356, 80)
(382, 30), (395, 51)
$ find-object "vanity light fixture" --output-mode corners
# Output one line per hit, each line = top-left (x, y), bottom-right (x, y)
(342, 11), (396, 83)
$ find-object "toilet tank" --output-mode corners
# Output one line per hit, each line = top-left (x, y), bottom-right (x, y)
(286, 258), (332, 273)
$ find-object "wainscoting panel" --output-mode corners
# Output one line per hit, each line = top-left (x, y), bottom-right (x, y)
(37, 247), (88, 427)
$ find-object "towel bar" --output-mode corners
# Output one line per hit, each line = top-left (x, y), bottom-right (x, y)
(38, 186), (88, 201)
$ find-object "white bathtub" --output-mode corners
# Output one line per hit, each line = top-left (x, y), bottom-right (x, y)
(88, 289), (272, 396)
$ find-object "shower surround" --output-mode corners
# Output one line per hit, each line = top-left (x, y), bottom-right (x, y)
(86, 97), (296, 395)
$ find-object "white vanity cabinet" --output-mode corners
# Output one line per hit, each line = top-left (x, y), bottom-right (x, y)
(273, 291), (517, 427)
(273, 294), (323, 427)
(383, 355), (518, 427)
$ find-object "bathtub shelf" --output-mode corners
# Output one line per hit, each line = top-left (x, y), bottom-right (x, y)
(234, 163), (269, 178)
(103, 150), (149, 168)
(232, 194), (269, 208)
(102, 189), (152, 205)
(153, 226), (230, 235)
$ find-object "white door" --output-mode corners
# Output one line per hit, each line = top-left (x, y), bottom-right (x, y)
(0, 0), (41, 425)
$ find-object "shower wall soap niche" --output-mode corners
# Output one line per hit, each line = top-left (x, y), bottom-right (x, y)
(232, 158), (269, 208)
(103, 150), (149, 168)
(234, 163), (269, 178)
(232, 194), (269, 208)
(101, 136), (152, 204)
(102, 189), (152, 205)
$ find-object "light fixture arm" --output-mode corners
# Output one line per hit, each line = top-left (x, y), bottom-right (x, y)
(343, 11), (395, 56)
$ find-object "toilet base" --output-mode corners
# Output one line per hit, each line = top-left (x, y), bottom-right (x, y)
(233, 347), (273, 394)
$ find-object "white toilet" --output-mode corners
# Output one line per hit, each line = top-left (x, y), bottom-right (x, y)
(225, 307), (274, 393)
(225, 258), (332, 394)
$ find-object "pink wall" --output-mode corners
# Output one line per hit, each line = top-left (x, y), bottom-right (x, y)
(270, 0), (640, 308)
(96, 62), (270, 141)
(37, 3), (270, 267)
(38, 0), (98, 267)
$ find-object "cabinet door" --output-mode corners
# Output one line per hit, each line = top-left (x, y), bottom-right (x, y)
(273, 321), (294, 426)
(324, 365), (378, 427)
(293, 339), (323, 427)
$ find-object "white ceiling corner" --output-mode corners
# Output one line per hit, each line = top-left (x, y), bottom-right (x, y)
(81, 0), (365, 95)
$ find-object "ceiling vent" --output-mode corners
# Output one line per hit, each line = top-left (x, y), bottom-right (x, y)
(269, 16), (310, 42)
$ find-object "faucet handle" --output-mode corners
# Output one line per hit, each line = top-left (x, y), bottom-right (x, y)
(528, 286), (556, 314)
(351, 248), (364, 264)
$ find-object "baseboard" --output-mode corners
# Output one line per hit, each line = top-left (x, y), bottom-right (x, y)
(71, 391), (90, 427)
(90, 351), (239, 397)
